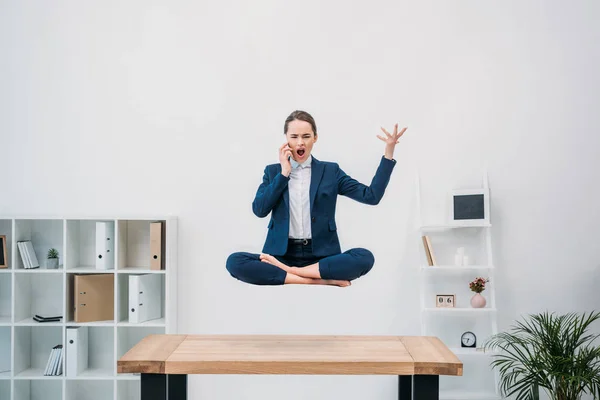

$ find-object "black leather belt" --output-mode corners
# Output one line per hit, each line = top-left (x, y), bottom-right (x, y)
(289, 238), (311, 246)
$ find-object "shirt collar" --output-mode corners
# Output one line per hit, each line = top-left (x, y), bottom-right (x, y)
(290, 154), (312, 169)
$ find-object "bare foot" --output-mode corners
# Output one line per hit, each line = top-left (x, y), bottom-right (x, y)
(260, 253), (292, 272)
(284, 273), (351, 287)
(321, 279), (351, 287)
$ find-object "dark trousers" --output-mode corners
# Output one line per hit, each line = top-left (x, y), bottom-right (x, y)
(226, 239), (375, 285)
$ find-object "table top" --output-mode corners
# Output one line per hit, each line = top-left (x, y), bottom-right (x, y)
(117, 334), (463, 376)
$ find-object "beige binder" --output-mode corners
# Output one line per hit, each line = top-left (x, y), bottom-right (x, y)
(149, 221), (165, 270)
(74, 274), (114, 322)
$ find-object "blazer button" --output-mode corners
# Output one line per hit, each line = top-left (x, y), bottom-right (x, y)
(311, 217), (315, 222)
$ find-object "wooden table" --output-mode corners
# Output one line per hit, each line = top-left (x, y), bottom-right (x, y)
(117, 334), (463, 400)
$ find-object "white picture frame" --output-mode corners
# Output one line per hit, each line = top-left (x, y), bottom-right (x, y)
(449, 188), (490, 227)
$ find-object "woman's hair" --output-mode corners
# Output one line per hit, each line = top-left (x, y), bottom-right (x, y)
(284, 110), (317, 136)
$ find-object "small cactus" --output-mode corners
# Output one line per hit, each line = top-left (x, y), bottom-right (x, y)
(47, 248), (59, 259)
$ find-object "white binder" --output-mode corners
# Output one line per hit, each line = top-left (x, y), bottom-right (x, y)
(66, 326), (88, 377)
(95, 221), (114, 270)
(129, 274), (162, 324)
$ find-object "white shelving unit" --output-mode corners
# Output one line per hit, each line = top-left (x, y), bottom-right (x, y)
(0, 216), (178, 400)
(415, 171), (501, 400)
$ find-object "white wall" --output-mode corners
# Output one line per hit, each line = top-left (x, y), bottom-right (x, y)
(2, 0), (599, 399)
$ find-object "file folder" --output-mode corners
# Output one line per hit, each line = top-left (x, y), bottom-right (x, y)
(66, 326), (88, 377)
(149, 221), (164, 270)
(129, 274), (162, 324)
(74, 274), (114, 322)
(96, 221), (114, 270)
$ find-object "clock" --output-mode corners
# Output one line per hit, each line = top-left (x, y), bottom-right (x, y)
(461, 331), (476, 348)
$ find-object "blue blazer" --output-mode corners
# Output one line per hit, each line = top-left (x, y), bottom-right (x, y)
(252, 155), (396, 257)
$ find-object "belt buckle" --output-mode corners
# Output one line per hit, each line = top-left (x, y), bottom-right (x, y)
(302, 239), (308, 246)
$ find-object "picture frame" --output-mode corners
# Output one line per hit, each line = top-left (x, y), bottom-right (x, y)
(0, 235), (7, 269)
(449, 188), (490, 226)
(435, 294), (455, 308)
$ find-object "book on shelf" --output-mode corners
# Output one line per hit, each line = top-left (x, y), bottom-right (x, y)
(33, 314), (63, 323)
(421, 235), (436, 266)
(17, 240), (39, 269)
(44, 344), (63, 376)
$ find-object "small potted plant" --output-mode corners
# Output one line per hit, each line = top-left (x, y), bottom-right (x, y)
(47, 248), (59, 269)
(469, 276), (489, 308)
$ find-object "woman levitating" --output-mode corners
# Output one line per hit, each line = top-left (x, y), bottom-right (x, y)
(226, 110), (406, 286)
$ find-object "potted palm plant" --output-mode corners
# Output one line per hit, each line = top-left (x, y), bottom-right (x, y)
(484, 311), (600, 400)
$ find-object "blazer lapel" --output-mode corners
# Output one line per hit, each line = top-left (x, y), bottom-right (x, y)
(309, 156), (324, 214)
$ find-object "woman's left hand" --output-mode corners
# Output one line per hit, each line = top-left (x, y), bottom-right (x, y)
(378, 123), (407, 160)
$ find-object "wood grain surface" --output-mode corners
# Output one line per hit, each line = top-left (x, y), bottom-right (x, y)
(117, 334), (462, 376)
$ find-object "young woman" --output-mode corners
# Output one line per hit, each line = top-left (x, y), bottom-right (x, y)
(226, 110), (407, 286)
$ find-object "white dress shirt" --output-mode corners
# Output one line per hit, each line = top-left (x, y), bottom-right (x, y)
(288, 155), (312, 239)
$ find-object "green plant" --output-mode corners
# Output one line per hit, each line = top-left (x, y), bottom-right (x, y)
(469, 276), (489, 293)
(484, 311), (600, 400)
(47, 248), (59, 259)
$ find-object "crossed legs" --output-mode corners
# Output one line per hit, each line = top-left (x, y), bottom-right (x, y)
(226, 248), (375, 286)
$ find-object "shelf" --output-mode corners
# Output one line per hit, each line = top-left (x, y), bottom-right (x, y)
(0, 381), (8, 400)
(14, 273), (63, 323)
(69, 367), (114, 379)
(424, 307), (497, 313)
(117, 267), (165, 274)
(65, 267), (114, 274)
(66, 326), (114, 378)
(66, 219), (116, 272)
(117, 317), (165, 327)
(117, 219), (165, 271)
(420, 223), (491, 232)
(14, 379), (62, 400)
(13, 269), (63, 274)
(0, 215), (176, 400)
(450, 347), (498, 356)
(0, 219), (13, 271)
(66, 379), (113, 400)
(64, 320), (115, 327)
(117, 380), (140, 400)
(15, 317), (62, 326)
(14, 219), (64, 271)
(0, 274), (11, 321)
(14, 326), (63, 378)
(0, 327), (10, 376)
(117, 273), (165, 325)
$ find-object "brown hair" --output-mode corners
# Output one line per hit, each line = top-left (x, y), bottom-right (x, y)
(284, 110), (317, 136)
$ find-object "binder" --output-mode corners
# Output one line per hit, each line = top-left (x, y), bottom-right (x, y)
(95, 221), (114, 270)
(129, 274), (162, 324)
(66, 326), (88, 377)
(74, 274), (114, 322)
(149, 221), (164, 270)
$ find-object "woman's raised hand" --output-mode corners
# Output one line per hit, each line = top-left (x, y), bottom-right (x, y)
(378, 123), (407, 160)
(279, 142), (292, 177)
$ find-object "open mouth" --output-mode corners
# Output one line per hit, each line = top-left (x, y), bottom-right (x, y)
(297, 149), (305, 157)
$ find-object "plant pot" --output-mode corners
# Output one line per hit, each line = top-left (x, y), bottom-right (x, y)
(46, 257), (58, 269)
(470, 293), (486, 308)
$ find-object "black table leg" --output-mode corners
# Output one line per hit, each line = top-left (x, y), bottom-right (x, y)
(168, 374), (188, 399)
(141, 373), (188, 400)
(398, 375), (412, 400)
(398, 375), (439, 400)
